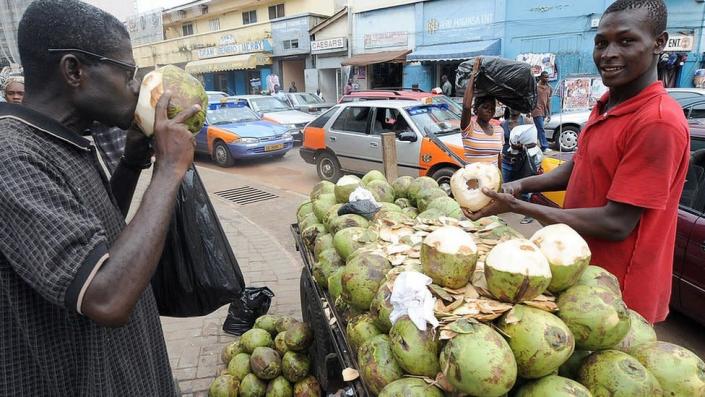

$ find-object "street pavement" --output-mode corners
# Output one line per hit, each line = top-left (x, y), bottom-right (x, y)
(128, 148), (704, 396)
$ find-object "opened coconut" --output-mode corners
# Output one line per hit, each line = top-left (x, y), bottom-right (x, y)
(577, 350), (663, 396)
(421, 226), (478, 288)
(450, 162), (501, 212)
(484, 239), (552, 303)
(631, 341), (705, 396)
(530, 224), (591, 293)
(334, 175), (362, 203)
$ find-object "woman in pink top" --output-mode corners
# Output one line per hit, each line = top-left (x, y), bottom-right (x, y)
(461, 96), (503, 165)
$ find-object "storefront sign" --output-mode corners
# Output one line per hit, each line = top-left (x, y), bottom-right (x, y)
(126, 10), (164, 46)
(426, 15), (493, 35)
(311, 37), (347, 53)
(196, 39), (271, 59)
(665, 34), (694, 52)
(364, 32), (408, 49)
(420, 0), (495, 46)
(516, 53), (557, 80)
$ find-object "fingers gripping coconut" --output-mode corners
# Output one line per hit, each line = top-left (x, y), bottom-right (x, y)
(450, 162), (502, 212)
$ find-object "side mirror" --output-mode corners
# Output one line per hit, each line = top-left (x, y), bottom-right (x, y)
(398, 131), (417, 142)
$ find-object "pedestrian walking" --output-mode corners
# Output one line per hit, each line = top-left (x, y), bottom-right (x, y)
(460, 95), (503, 166)
(316, 88), (324, 101)
(0, 1), (200, 395)
(531, 71), (552, 151)
(441, 74), (453, 96)
(288, 81), (297, 93)
(465, 0), (689, 324)
(3, 76), (24, 104)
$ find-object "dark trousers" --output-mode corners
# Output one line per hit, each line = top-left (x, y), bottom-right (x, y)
(533, 116), (549, 151)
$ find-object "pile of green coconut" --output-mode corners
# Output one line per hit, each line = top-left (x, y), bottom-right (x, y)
(295, 168), (705, 397)
(209, 315), (320, 397)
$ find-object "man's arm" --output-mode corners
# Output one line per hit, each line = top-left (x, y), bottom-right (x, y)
(82, 92), (199, 327)
(504, 159), (574, 195)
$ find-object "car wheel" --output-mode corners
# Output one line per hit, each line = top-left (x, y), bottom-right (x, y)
(212, 141), (234, 167)
(316, 152), (342, 182)
(431, 167), (458, 196)
(558, 126), (580, 152)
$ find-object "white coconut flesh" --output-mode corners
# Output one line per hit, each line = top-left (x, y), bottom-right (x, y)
(423, 226), (477, 255)
(337, 175), (360, 188)
(530, 224), (591, 267)
(485, 239), (552, 278)
(450, 163), (502, 212)
(134, 70), (164, 137)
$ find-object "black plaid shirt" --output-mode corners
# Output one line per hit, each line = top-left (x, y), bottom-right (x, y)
(0, 104), (176, 396)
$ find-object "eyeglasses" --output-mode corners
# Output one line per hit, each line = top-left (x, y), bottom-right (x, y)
(48, 48), (139, 82)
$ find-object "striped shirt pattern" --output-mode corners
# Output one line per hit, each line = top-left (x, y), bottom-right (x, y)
(462, 119), (504, 165)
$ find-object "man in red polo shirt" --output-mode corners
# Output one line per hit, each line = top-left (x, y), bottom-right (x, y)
(465, 0), (690, 323)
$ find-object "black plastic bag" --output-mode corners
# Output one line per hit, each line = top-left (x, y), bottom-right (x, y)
(456, 57), (538, 113)
(222, 287), (275, 335)
(151, 165), (246, 317)
(338, 199), (380, 220)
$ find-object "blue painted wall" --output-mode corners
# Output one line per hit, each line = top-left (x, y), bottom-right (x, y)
(664, 0), (705, 87)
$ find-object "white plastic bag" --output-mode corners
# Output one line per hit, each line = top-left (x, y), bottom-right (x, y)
(389, 271), (439, 331)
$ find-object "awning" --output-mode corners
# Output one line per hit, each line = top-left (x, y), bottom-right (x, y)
(185, 53), (272, 74)
(341, 49), (412, 66)
(406, 39), (501, 62)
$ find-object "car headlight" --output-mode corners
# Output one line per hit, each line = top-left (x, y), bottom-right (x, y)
(238, 137), (258, 144)
(282, 131), (293, 139)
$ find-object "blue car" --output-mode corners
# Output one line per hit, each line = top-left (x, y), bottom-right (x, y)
(195, 101), (295, 167)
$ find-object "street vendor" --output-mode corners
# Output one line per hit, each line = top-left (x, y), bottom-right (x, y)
(0, 0), (198, 395)
(464, 0), (689, 324)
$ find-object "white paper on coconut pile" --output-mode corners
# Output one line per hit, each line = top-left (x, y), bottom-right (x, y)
(485, 239), (552, 277)
(348, 186), (380, 208)
(530, 224), (591, 267)
(424, 226), (477, 255)
(389, 271), (439, 331)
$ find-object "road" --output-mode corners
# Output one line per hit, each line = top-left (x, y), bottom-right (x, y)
(196, 147), (705, 358)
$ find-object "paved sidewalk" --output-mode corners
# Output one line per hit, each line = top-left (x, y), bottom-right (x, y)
(131, 166), (305, 396)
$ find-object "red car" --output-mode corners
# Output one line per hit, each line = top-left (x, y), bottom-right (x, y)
(339, 89), (462, 115)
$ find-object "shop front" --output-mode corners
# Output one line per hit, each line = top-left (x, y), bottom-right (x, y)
(659, 32), (696, 88)
(310, 8), (349, 102)
(271, 14), (327, 93)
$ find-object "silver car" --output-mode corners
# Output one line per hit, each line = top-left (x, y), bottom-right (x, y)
(281, 92), (335, 115)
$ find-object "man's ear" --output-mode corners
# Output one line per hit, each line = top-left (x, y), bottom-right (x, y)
(59, 54), (83, 88)
(654, 31), (668, 54)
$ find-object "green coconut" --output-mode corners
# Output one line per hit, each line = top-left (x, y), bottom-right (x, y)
(298, 213), (319, 233)
(439, 320), (517, 397)
(514, 375), (591, 397)
(341, 252), (392, 311)
(301, 223), (327, 252)
(327, 267), (345, 301)
(378, 378), (444, 397)
(557, 285), (631, 350)
(312, 193), (337, 223)
(357, 335), (405, 395)
(334, 296), (363, 324)
(402, 207), (419, 218)
(407, 176), (439, 206)
(322, 203), (344, 231)
(485, 239), (552, 303)
(254, 315), (280, 336)
(222, 340), (243, 364)
(577, 350), (663, 396)
(328, 214), (369, 235)
(334, 175), (362, 203)
(613, 309), (657, 354)
(369, 284), (394, 333)
(389, 316), (440, 377)
(239, 373), (267, 397)
(240, 328), (274, 353)
(209, 374), (239, 397)
(346, 313), (382, 353)
(296, 201), (314, 224)
(310, 181), (335, 201)
(372, 211), (414, 226)
(332, 227), (379, 260)
(228, 353), (252, 381)
(416, 188), (448, 212)
(362, 170), (387, 185)
(367, 179), (395, 203)
(496, 305), (575, 379)
(313, 233), (334, 260)
(416, 208), (444, 223)
(281, 351), (310, 383)
(425, 196), (461, 216)
(312, 248), (343, 288)
(274, 332), (288, 356)
(293, 376), (321, 397)
(631, 341), (705, 396)
(377, 202), (403, 214)
(265, 376), (293, 397)
(574, 265), (622, 297)
(393, 197), (411, 209)
(558, 350), (592, 380)
(284, 321), (313, 351)
(391, 176), (415, 199)
(275, 316), (297, 333)
(530, 224), (592, 293)
(250, 347), (282, 380)
(420, 226), (478, 289)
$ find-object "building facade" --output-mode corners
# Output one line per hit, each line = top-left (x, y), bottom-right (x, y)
(309, 7), (349, 101)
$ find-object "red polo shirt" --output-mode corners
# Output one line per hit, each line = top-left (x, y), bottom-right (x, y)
(563, 82), (689, 323)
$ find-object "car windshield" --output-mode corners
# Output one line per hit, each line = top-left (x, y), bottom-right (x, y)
(207, 105), (259, 125)
(295, 93), (323, 105)
(250, 97), (292, 113)
(406, 105), (461, 135)
(431, 96), (462, 116)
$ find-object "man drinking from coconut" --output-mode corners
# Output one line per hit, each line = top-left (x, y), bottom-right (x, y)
(464, 0), (689, 324)
(0, 0), (199, 395)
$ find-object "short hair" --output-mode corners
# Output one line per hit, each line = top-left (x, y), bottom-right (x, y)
(18, 0), (130, 88)
(473, 96), (496, 112)
(603, 0), (667, 36)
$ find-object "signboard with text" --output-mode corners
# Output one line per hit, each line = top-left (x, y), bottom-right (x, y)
(311, 37), (347, 54)
(195, 39), (272, 59)
(364, 32), (408, 49)
(126, 10), (164, 46)
(665, 34), (694, 52)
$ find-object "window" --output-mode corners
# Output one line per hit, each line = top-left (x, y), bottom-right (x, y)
(269, 3), (285, 19)
(208, 18), (220, 31)
(182, 23), (194, 36)
(200, 5), (208, 15)
(687, 102), (705, 120)
(309, 107), (339, 128)
(680, 139), (705, 212)
(372, 108), (411, 135)
(332, 107), (371, 134)
(283, 39), (299, 50)
(242, 10), (257, 25)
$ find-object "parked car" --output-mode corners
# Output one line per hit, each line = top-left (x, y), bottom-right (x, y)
(299, 99), (466, 191)
(229, 95), (315, 144)
(281, 92), (335, 114)
(195, 100), (294, 167)
(530, 117), (705, 326)
(206, 90), (229, 102)
(546, 87), (705, 152)
(340, 89), (462, 115)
